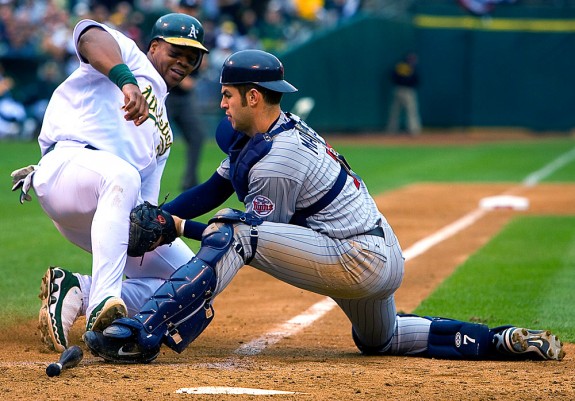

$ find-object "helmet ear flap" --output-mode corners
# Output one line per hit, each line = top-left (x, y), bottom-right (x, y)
(190, 49), (204, 71)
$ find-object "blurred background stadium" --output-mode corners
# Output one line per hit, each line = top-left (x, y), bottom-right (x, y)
(0, 0), (574, 139)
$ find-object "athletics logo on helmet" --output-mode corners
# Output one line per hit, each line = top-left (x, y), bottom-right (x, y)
(220, 49), (297, 93)
(150, 13), (209, 53)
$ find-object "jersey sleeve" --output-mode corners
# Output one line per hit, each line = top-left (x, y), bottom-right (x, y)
(244, 175), (301, 223)
(73, 19), (107, 63)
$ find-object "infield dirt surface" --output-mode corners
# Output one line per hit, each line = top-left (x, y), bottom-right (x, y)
(1, 133), (574, 400)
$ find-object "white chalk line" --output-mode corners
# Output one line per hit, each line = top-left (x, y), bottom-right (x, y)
(176, 387), (302, 395)
(522, 146), (575, 187)
(234, 297), (337, 356)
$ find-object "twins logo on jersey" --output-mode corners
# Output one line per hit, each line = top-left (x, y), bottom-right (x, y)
(252, 195), (274, 217)
(141, 84), (172, 156)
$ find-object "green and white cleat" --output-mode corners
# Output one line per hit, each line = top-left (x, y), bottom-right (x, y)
(86, 296), (127, 332)
(38, 267), (83, 352)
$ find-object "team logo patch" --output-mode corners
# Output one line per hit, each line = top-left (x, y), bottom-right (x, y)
(188, 25), (198, 39)
(252, 195), (274, 217)
(455, 332), (462, 348)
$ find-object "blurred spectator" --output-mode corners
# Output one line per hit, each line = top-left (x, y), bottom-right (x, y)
(110, 2), (146, 49)
(293, 0), (324, 21)
(3, 11), (39, 57)
(235, 7), (262, 50)
(217, 0), (243, 28)
(209, 19), (237, 70)
(21, 60), (65, 139)
(0, 63), (28, 138)
(386, 52), (421, 136)
(323, 0), (361, 24)
(258, 0), (290, 52)
(39, 5), (77, 76)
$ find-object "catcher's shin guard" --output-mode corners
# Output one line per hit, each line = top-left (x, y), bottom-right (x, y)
(135, 261), (217, 353)
(427, 317), (491, 359)
(134, 221), (241, 353)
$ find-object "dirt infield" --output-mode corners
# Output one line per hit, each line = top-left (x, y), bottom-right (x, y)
(0, 180), (574, 400)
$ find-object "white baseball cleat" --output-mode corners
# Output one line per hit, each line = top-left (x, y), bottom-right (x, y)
(38, 267), (83, 352)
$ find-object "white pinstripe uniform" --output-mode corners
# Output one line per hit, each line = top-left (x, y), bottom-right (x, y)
(32, 20), (194, 319)
(207, 112), (430, 354)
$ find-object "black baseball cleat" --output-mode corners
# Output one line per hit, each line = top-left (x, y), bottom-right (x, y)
(83, 327), (160, 364)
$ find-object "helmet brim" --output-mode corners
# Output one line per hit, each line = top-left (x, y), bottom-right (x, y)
(255, 80), (298, 93)
(162, 36), (209, 53)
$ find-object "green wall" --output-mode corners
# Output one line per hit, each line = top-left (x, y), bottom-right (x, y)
(279, 15), (416, 133)
(280, 6), (575, 133)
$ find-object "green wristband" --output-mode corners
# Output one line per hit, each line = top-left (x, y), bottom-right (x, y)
(108, 63), (138, 89)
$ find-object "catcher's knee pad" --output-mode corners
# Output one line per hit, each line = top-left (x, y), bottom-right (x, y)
(427, 317), (491, 359)
(135, 260), (217, 353)
(208, 208), (263, 264)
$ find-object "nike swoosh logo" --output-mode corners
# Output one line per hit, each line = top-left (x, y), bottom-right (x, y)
(528, 339), (544, 347)
(118, 346), (140, 356)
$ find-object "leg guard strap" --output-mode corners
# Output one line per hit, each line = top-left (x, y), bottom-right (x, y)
(427, 317), (491, 359)
(208, 208), (263, 264)
(134, 261), (217, 353)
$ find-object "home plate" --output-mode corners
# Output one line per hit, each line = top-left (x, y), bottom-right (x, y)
(479, 195), (529, 210)
(176, 387), (300, 395)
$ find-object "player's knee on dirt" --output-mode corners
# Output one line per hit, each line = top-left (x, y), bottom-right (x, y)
(427, 318), (491, 359)
(351, 327), (392, 355)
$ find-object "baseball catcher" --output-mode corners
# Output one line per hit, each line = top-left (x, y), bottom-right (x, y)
(127, 201), (181, 257)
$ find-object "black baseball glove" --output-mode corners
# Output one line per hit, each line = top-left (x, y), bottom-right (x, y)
(127, 201), (178, 257)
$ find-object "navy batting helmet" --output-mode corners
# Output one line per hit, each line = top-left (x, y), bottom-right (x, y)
(150, 13), (208, 53)
(220, 49), (297, 93)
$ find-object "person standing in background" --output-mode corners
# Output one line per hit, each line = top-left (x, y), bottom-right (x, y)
(167, 0), (207, 190)
(386, 52), (421, 136)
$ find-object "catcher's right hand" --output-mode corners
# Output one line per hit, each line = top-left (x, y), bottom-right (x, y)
(127, 201), (178, 257)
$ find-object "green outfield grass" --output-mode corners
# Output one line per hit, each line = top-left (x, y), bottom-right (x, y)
(1, 136), (574, 342)
(414, 216), (575, 342)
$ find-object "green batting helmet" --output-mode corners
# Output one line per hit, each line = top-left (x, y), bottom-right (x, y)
(150, 13), (209, 53)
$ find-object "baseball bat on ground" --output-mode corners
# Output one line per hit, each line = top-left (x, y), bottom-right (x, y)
(46, 345), (84, 377)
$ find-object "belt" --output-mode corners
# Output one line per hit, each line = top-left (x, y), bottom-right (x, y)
(45, 142), (98, 155)
(360, 226), (385, 238)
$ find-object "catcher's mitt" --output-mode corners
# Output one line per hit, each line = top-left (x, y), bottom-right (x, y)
(127, 201), (178, 257)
